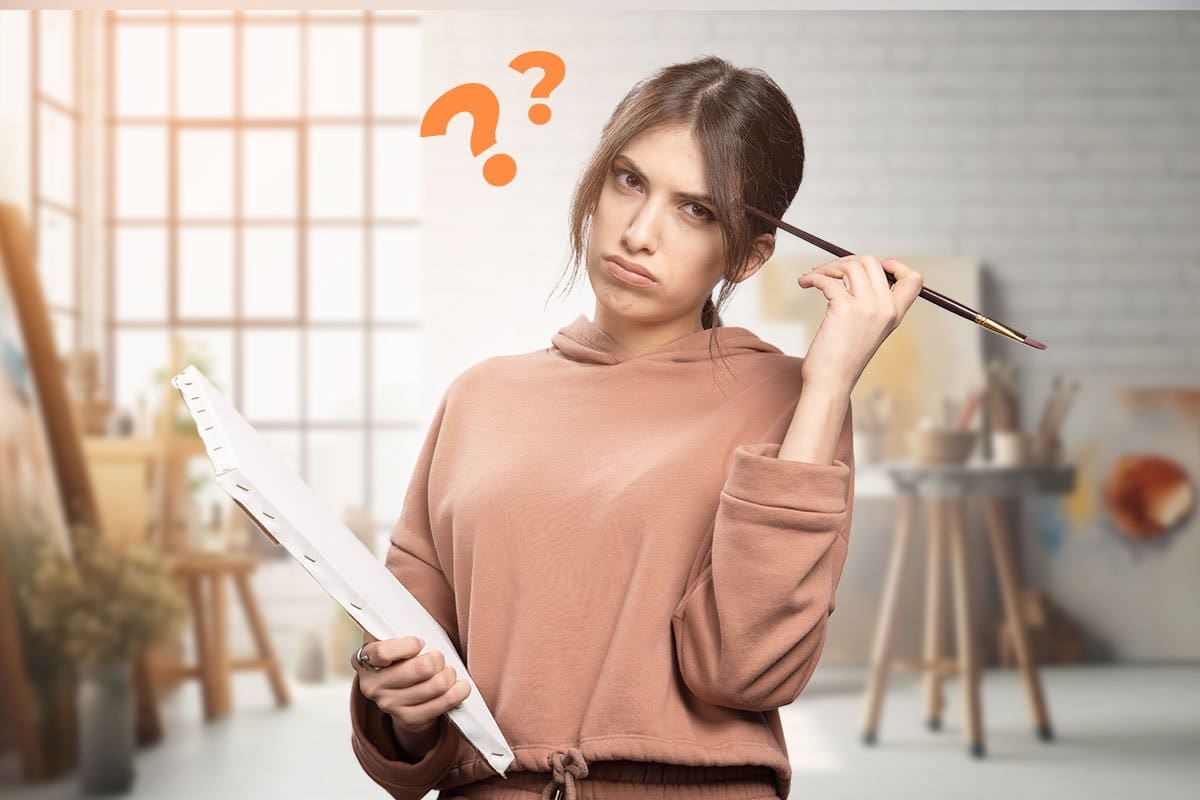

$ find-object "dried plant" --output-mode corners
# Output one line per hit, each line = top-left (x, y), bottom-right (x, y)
(19, 524), (188, 671)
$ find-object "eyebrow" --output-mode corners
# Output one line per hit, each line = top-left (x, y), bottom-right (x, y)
(613, 154), (714, 206)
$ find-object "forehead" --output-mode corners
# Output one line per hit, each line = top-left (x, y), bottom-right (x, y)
(616, 125), (708, 190)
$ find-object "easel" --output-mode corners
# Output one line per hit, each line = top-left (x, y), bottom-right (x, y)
(0, 201), (162, 782)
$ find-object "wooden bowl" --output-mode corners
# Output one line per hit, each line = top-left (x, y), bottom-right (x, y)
(907, 430), (977, 466)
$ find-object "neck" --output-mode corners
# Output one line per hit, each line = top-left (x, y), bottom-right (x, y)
(591, 305), (706, 359)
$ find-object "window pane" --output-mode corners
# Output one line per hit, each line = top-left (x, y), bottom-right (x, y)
(36, 206), (73, 309)
(243, 129), (296, 218)
(372, 330), (421, 422)
(115, 23), (167, 116)
(243, 24), (299, 117)
(116, 125), (166, 218)
(177, 25), (232, 117)
(38, 11), (73, 106)
(372, 227), (420, 322)
(373, 124), (419, 219)
(178, 129), (233, 219)
(373, 24), (420, 116)
(308, 227), (363, 321)
(178, 227), (233, 319)
(308, 330), (363, 421)
(38, 104), (74, 208)
(242, 329), (300, 422)
(243, 227), (297, 319)
(306, 430), (364, 520)
(114, 328), (168, 414)
(308, 126), (362, 217)
(371, 429), (422, 524)
(308, 24), (362, 116)
(115, 226), (166, 321)
(50, 311), (75, 358)
(176, 327), (234, 399)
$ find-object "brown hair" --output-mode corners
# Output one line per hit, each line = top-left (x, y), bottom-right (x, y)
(546, 55), (806, 391)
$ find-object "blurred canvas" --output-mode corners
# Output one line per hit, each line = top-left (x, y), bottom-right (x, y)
(760, 253), (985, 460)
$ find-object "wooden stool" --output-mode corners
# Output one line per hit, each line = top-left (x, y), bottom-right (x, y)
(164, 551), (290, 720)
(856, 463), (1075, 757)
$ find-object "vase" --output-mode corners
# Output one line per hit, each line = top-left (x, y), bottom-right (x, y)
(77, 660), (136, 795)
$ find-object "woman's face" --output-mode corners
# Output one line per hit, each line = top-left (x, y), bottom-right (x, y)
(586, 124), (765, 327)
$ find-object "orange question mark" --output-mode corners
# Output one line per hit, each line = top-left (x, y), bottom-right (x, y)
(420, 82), (517, 187)
(509, 50), (566, 125)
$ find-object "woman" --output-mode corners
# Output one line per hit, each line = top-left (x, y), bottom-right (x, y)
(349, 55), (923, 800)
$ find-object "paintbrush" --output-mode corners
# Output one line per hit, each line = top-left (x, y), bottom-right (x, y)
(742, 202), (1047, 350)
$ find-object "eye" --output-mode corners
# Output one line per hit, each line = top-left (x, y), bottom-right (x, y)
(613, 168), (641, 190)
(612, 167), (715, 223)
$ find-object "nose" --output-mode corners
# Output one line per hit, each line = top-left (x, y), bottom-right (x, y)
(620, 197), (664, 255)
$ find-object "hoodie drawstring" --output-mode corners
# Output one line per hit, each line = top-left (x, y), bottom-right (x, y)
(539, 748), (588, 800)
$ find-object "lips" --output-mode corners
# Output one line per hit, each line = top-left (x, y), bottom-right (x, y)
(603, 254), (656, 283)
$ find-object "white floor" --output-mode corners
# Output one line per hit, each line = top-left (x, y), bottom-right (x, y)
(1, 663), (1197, 799)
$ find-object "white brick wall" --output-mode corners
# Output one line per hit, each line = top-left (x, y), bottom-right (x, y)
(421, 10), (1199, 396)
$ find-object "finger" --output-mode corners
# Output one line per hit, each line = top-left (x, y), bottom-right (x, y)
(801, 257), (864, 295)
(392, 664), (461, 707)
(882, 259), (925, 312)
(883, 257), (916, 286)
(352, 633), (381, 673)
(390, 650), (455, 701)
(839, 257), (873, 297)
(379, 673), (471, 724)
(858, 254), (892, 297)
(376, 635), (426, 667)
(798, 271), (850, 304)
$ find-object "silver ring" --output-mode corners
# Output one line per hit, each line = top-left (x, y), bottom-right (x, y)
(356, 643), (381, 671)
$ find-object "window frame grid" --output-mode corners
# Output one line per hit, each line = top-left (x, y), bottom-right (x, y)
(30, 10), (84, 354)
(104, 10), (423, 519)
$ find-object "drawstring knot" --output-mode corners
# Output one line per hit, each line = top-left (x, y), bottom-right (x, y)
(540, 747), (588, 800)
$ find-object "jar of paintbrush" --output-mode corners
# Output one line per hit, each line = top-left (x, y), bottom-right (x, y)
(907, 393), (979, 466)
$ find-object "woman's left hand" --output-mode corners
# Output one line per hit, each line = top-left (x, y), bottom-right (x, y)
(796, 255), (924, 393)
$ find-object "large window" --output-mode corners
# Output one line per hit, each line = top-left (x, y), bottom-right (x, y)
(106, 10), (425, 525)
(31, 10), (81, 357)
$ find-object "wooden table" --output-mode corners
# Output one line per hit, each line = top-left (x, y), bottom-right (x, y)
(855, 460), (1076, 757)
(163, 551), (290, 720)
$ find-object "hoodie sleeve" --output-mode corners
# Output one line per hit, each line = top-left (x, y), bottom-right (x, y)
(349, 389), (463, 798)
(671, 401), (854, 714)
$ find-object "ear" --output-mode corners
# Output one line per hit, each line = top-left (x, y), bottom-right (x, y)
(731, 233), (776, 284)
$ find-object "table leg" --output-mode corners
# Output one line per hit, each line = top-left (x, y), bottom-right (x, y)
(981, 497), (1054, 742)
(210, 571), (232, 718)
(234, 571), (291, 708)
(860, 493), (918, 745)
(921, 496), (947, 731)
(184, 574), (216, 722)
(946, 496), (986, 758)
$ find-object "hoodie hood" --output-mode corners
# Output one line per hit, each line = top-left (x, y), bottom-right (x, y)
(550, 314), (782, 365)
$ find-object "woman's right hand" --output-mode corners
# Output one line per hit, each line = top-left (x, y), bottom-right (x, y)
(353, 633), (473, 734)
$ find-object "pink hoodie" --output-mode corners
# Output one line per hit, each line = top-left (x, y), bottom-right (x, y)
(349, 314), (855, 799)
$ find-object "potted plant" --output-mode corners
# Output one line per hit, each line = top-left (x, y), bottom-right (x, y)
(19, 524), (188, 795)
